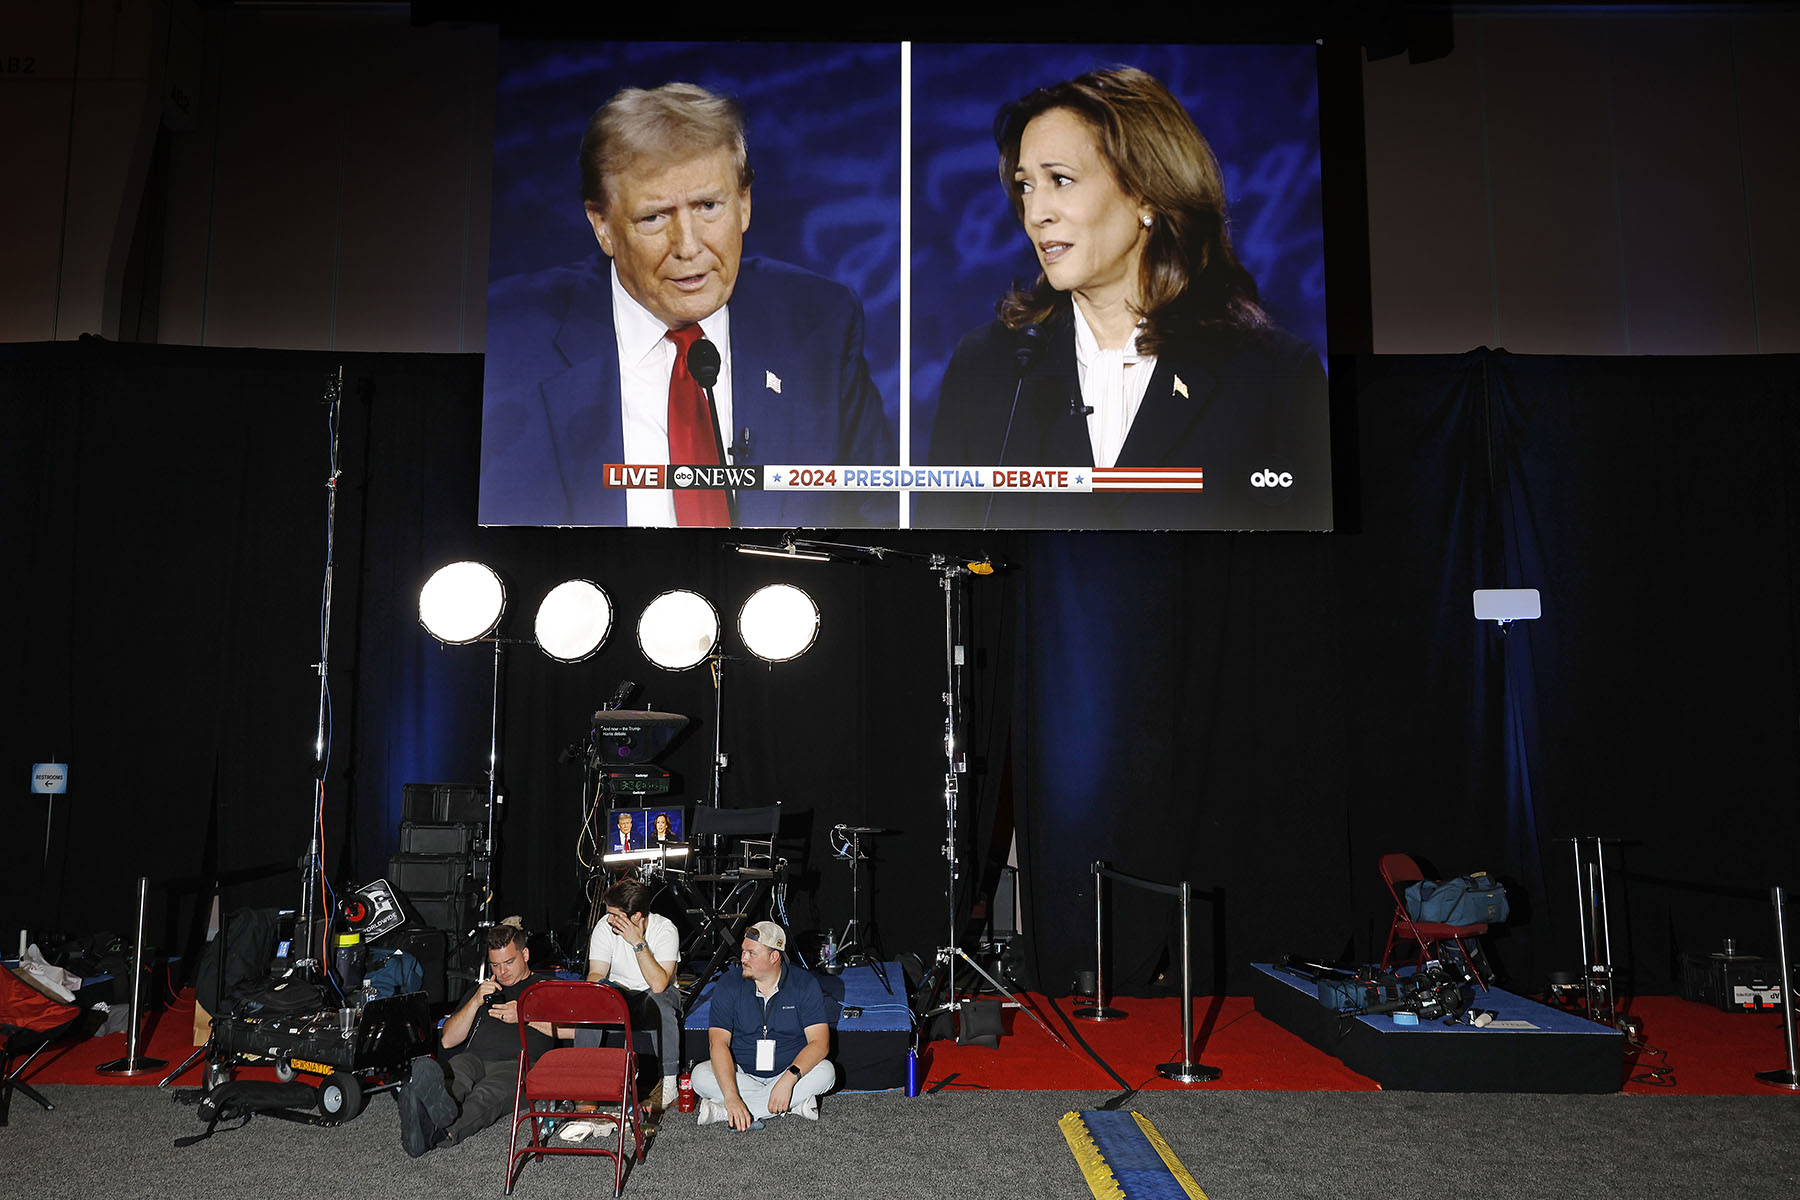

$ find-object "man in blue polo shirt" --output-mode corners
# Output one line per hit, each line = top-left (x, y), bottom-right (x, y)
(692, 920), (834, 1130)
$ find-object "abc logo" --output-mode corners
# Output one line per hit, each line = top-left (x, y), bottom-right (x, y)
(671, 466), (695, 487)
(1250, 469), (1294, 488)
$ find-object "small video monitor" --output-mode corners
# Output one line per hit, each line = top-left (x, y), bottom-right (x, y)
(606, 804), (688, 852)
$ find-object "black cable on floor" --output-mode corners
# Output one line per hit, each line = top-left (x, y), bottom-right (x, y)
(1042, 995), (1134, 1099)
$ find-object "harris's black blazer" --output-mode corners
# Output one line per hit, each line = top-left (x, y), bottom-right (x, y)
(921, 312), (1331, 530)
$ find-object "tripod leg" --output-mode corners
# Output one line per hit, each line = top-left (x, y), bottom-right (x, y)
(953, 948), (1073, 1052)
(914, 951), (951, 1018)
(158, 1039), (211, 1089)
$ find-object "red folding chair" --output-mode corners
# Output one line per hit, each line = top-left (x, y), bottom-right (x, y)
(505, 980), (643, 1196)
(1378, 853), (1490, 990)
(2, 967), (82, 1126)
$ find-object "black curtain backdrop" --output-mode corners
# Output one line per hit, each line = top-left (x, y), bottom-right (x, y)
(5, 340), (1796, 998)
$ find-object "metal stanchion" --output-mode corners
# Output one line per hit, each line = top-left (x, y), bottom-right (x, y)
(96, 876), (167, 1076)
(1157, 880), (1221, 1083)
(1074, 862), (1125, 1021)
(1755, 885), (1799, 1090)
(1071, 863), (1222, 1085)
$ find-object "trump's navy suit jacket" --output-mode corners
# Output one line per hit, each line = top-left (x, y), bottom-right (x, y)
(479, 255), (894, 528)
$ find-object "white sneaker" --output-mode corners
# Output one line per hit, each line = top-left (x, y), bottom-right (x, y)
(792, 1094), (818, 1121)
(695, 1097), (726, 1126)
(656, 1076), (680, 1111)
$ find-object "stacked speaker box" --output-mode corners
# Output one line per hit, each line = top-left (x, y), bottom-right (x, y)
(392, 783), (490, 1001)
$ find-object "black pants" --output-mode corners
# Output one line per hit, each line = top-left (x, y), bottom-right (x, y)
(446, 1053), (518, 1141)
(573, 985), (683, 1079)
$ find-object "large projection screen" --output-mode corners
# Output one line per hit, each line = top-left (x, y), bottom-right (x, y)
(478, 42), (1330, 533)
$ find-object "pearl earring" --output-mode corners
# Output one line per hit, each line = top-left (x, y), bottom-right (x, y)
(1141, 214), (1153, 228)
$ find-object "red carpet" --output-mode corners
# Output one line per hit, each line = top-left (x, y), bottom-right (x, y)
(20, 990), (1799, 1097)
(924, 994), (1378, 1093)
(1616, 996), (1798, 1094)
(19, 996), (276, 1089)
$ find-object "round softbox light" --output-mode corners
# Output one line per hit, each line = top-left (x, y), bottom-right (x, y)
(535, 579), (613, 663)
(418, 561), (506, 644)
(637, 590), (719, 671)
(738, 583), (820, 662)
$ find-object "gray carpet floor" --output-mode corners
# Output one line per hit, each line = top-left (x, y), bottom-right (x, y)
(5, 1084), (1797, 1199)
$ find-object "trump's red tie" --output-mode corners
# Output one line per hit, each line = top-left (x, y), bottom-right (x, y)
(665, 323), (730, 526)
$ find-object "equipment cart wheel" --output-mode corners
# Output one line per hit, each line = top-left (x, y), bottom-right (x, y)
(318, 1071), (364, 1122)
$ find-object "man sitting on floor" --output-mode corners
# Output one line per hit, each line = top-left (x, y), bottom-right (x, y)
(691, 921), (835, 1131)
(401, 919), (554, 1155)
(557, 878), (684, 1142)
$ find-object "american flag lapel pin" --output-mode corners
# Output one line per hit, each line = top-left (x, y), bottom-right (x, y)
(766, 370), (782, 394)
(1172, 374), (1188, 399)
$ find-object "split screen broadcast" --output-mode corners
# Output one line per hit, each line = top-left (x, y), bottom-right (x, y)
(478, 43), (1332, 533)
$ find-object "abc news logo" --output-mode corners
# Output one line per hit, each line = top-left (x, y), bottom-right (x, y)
(1249, 469), (1295, 488)
(671, 465), (761, 489)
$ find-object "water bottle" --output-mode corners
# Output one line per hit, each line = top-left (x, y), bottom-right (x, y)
(332, 932), (366, 996)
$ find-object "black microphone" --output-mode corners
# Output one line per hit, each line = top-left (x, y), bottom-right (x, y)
(605, 680), (636, 710)
(684, 337), (736, 523)
(994, 323), (1043, 465)
(688, 338), (722, 390)
(1013, 323), (1044, 373)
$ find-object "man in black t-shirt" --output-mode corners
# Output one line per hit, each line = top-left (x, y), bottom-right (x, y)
(402, 921), (555, 1154)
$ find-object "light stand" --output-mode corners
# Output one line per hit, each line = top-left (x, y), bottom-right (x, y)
(708, 652), (729, 809)
(291, 369), (344, 985)
(635, 589), (725, 949)
(417, 560), (514, 983)
(728, 538), (1069, 1052)
(444, 629), (526, 990)
(919, 556), (1064, 1044)
(477, 634), (515, 931)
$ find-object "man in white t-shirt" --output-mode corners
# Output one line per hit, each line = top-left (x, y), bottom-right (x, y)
(559, 879), (683, 1140)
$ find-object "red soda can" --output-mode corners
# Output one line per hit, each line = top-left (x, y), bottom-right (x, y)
(677, 1072), (696, 1114)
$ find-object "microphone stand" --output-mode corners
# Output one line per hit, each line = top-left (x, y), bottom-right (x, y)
(687, 337), (737, 525)
(983, 324), (1044, 530)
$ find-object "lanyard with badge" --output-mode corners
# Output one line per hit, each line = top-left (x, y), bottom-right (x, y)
(755, 986), (778, 1072)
